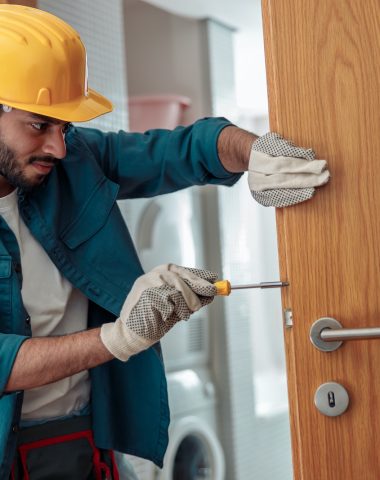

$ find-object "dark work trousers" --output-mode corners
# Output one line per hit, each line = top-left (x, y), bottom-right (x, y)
(10, 416), (119, 480)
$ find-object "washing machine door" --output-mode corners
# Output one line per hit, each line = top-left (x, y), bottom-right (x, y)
(161, 417), (225, 480)
(173, 433), (213, 480)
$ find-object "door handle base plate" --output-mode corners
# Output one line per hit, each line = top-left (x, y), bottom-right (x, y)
(310, 317), (343, 352)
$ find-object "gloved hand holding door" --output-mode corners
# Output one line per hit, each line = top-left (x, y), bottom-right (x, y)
(249, 132), (330, 207)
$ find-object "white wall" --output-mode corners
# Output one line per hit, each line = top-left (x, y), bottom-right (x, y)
(133, 0), (269, 128)
(124, 0), (212, 124)
(142, 0), (258, 32)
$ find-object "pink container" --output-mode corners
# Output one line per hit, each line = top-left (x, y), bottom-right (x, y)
(128, 94), (191, 132)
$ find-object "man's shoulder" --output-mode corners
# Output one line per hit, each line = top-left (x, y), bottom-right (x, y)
(66, 125), (105, 150)
(64, 127), (111, 167)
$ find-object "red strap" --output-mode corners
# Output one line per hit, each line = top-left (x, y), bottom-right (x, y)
(16, 429), (119, 480)
(96, 450), (120, 480)
(100, 462), (111, 480)
(109, 450), (120, 480)
(19, 430), (95, 480)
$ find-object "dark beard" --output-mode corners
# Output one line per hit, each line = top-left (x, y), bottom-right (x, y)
(0, 139), (57, 191)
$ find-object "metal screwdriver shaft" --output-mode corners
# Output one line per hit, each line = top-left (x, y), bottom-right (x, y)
(214, 280), (289, 296)
(232, 281), (289, 290)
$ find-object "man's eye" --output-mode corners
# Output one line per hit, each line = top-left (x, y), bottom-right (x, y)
(31, 123), (48, 131)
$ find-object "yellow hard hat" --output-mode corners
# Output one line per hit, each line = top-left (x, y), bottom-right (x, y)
(0, 5), (113, 122)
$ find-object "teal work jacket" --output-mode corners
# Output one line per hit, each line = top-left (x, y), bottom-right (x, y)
(0, 117), (242, 477)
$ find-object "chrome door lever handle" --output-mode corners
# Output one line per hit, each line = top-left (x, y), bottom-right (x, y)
(310, 317), (380, 352)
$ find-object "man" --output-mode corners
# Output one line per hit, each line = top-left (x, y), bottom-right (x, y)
(0, 5), (330, 479)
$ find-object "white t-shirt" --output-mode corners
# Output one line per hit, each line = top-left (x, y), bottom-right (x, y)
(0, 189), (91, 421)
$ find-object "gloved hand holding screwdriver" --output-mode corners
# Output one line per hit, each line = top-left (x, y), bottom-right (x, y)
(100, 263), (290, 361)
(101, 264), (218, 361)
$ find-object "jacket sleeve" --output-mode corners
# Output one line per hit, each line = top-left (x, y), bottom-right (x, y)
(0, 333), (28, 396)
(72, 117), (243, 199)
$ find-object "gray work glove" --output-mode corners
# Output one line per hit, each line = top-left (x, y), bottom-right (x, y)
(100, 264), (217, 361)
(248, 132), (330, 207)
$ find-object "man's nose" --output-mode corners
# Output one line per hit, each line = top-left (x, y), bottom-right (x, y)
(41, 128), (67, 159)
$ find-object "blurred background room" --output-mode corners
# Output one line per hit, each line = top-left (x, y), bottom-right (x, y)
(35, 1), (293, 478)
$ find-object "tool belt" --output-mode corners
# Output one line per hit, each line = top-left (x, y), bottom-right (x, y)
(11, 416), (119, 480)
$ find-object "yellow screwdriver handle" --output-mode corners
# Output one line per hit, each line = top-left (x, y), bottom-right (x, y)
(214, 280), (231, 296)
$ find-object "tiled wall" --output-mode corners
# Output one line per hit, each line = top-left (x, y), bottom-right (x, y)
(37, 0), (129, 132)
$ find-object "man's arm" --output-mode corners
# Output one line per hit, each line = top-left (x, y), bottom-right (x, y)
(5, 265), (218, 392)
(217, 125), (258, 173)
(75, 118), (242, 200)
(4, 328), (113, 392)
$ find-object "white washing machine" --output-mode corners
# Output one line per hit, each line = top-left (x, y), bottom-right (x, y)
(158, 367), (225, 480)
(125, 367), (225, 480)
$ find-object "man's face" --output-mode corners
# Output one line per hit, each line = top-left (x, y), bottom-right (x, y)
(0, 107), (70, 193)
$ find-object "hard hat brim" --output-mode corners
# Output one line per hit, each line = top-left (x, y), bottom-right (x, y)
(1, 88), (113, 123)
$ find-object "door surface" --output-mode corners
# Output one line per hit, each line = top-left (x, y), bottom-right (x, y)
(261, 1), (380, 478)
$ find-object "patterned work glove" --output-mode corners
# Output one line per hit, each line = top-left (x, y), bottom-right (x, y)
(100, 264), (218, 361)
(248, 132), (330, 207)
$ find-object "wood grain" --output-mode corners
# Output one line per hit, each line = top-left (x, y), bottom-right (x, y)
(262, 1), (380, 478)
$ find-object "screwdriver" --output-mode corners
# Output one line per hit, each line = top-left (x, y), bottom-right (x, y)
(214, 280), (289, 296)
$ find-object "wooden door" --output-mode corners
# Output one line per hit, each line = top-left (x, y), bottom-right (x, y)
(261, 1), (380, 478)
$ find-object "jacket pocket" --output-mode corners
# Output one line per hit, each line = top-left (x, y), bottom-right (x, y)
(0, 256), (11, 278)
(60, 177), (119, 249)
(0, 256), (12, 323)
